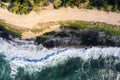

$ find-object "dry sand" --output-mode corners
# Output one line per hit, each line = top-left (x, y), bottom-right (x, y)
(1, 4), (120, 29)
(0, 4), (120, 38)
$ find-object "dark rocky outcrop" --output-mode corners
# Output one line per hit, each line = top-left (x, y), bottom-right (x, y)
(0, 27), (34, 45)
(0, 27), (15, 40)
(36, 28), (120, 48)
(1, 23), (120, 48)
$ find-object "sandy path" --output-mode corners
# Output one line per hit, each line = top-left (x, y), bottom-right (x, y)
(0, 4), (120, 30)
(22, 24), (60, 39)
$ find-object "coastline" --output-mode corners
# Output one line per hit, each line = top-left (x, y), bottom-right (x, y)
(0, 20), (22, 36)
(1, 5), (120, 39)
(1, 1), (120, 80)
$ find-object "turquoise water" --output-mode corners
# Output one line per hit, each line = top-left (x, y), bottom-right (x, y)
(0, 53), (120, 80)
(15, 56), (120, 80)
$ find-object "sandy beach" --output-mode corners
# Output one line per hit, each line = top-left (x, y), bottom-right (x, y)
(0, 4), (120, 39)
(1, 4), (120, 29)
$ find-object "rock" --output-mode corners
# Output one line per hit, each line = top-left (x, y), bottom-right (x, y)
(81, 29), (99, 45)
(115, 62), (120, 72)
(0, 27), (14, 40)
(35, 28), (120, 48)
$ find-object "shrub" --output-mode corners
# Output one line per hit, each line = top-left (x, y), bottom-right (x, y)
(53, 0), (62, 8)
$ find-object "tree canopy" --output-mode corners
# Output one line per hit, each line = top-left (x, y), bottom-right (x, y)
(0, 0), (120, 14)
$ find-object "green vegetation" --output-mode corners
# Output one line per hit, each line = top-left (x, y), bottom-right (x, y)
(0, 0), (48, 15)
(62, 0), (90, 8)
(0, 0), (120, 14)
(8, 6), (32, 15)
(1, 0), (9, 3)
(31, 26), (50, 33)
(33, 0), (48, 12)
(62, 0), (120, 12)
(0, 4), (7, 9)
(0, 21), (22, 36)
(7, 0), (33, 15)
(53, 0), (62, 8)
(0, 1), (7, 9)
(59, 21), (120, 36)
(0, 20), (120, 37)
(52, 0), (120, 11)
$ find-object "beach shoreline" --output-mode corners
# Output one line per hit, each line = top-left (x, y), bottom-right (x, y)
(0, 5), (120, 39)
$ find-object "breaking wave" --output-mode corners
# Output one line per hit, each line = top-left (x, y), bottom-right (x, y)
(0, 37), (120, 80)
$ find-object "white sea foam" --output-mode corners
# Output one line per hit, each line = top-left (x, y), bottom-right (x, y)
(0, 37), (120, 77)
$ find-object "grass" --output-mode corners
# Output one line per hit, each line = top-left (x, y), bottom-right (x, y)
(0, 20), (120, 38)
(30, 26), (50, 33)
(59, 21), (120, 36)
(0, 21), (22, 36)
(0, 3), (7, 9)
(30, 22), (57, 33)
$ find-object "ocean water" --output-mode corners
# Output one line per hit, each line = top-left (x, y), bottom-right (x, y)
(0, 36), (120, 80)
